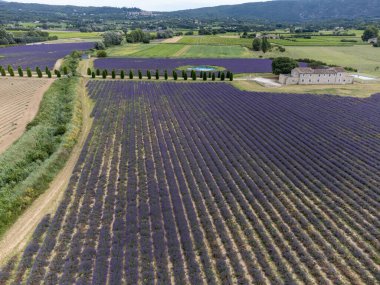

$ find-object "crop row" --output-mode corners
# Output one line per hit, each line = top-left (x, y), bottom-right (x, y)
(3, 81), (379, 284)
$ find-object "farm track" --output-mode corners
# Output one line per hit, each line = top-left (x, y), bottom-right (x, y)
(0, 78), (93, 266)
(2, 81), (379, 284)
(0, 77), (54, 154)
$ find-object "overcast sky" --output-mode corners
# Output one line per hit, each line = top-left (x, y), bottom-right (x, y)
(5, 0), (267, 11)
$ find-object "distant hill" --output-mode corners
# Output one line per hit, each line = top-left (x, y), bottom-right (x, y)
(166, 0), (380, 22)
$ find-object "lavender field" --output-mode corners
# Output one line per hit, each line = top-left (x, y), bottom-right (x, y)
(94, 57), (277, 74)
(0, 42), (94, 69)
(2, 81), (379, 284)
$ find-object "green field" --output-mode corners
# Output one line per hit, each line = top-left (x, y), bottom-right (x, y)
(106, 43), (254, 58)
(48, 31), (102, 40)
(267, 45), (380, 76)
(271, 35), (365, 46)
(179, 36), (252, 47)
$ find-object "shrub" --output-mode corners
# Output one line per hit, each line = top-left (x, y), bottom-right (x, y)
(129, 70), (134, 79)
(203, 72), (207, 81)
(173, 71), (178, 80)
(87, 68), (92, 76)
(226, 71), (231, 79)
(112, 70), (116, 79)
(155, 70), (159, 80)
(56, 70), (61, 78)
(147, 70), (151, 79)
(47, 70), (52, 78)
(212, 73), (216, 81)
(102, 70), (107, 79)
(221, 72), (225, 81)
(63, 66), (68, 75)
(184, 73), (188, 81)
(120, 70), (125, 79)
(165, 70), (168, 80)
(230, 73), (234, 81)
(97, 50), (107, 58)
(91, 71), (96, 79)
(96, 69), (101, 76)
(138, 70), (142, 79)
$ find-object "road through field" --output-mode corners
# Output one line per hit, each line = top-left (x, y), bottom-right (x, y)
(0, 79), (93, 265)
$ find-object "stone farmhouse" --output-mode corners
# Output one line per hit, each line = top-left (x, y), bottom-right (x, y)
(279, 67), (354, 85)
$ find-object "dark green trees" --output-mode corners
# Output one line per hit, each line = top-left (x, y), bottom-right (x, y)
(252, 38), (261, 51)
(272, 57), (299, 75)
(362, 26), (379, 42)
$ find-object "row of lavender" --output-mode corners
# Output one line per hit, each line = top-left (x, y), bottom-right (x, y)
(94, 57), (285, 74)
(2, 81), (379, 284)
(0, 42), (95, 69)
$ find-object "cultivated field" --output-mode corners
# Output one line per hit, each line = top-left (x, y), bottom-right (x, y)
(2, 81), (379, 284)
(105, 43), (253, 58)
(0, 77), (53, 153)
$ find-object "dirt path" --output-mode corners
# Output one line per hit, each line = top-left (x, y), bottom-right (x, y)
(161, 36), (183, 43)
(0, 78), (55, 155)
(54, 58), (64, 71)
(0, 79), (93, 265)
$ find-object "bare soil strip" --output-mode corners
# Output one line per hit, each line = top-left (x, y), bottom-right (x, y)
(0, 79), (93, 265)
(0, 77), (54, 154)
(161, 36), (183, 43)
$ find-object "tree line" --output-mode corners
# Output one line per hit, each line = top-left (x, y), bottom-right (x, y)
(87, 68), (234, 81)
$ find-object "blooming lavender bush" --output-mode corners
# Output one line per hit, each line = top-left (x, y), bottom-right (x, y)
(5, 81), (380, 285)
(0, 42), (94, 69)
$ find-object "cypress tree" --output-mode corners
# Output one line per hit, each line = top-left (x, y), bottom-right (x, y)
(17, 66), (23, 77)
(147, 70), (151, 79)
(9, 67), (14, 77)
(36, 67), (42, 78)
(184, 73), (188, 81)
(199, 71), (203, 79)
(92, 71), (96, 79)
(27, 67), (32, 78)
(87, 67), (92, 76)
(203, 72), (207, 81)
(138, 70), (142, 79)
(102, 70), (107, 79)
(192, 72), (197, 81)
(96, 69), (101, 76)
(0, 67), (5, 77)
(112, 70), (116, 79)
(208, 72), (212, 78)
(212, 73), (216, 81)
(226, 71), (231, 79)
(47, 70), (52, 78)
(173, 71), (178, 80)
(182, 70), (186, 78)
(221, 72), (225, 81)
(45, 66), (49, 74)
(155, 69), (159, 80)
(218, 71), (221, 78)
(120, 70), (125, 79)
(164, 70), (168, 80)
(129, 70), (134, 79)
(230, 72), (234, 81)
(7, 65), (12, 73)
(57, 70), (61, 78)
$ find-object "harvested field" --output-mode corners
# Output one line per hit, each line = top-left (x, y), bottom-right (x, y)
(0, 77), (54, 153)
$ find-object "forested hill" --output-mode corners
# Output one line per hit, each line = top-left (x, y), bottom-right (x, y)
(166, 0), (380, 22)
(0, 1), (141, 22)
